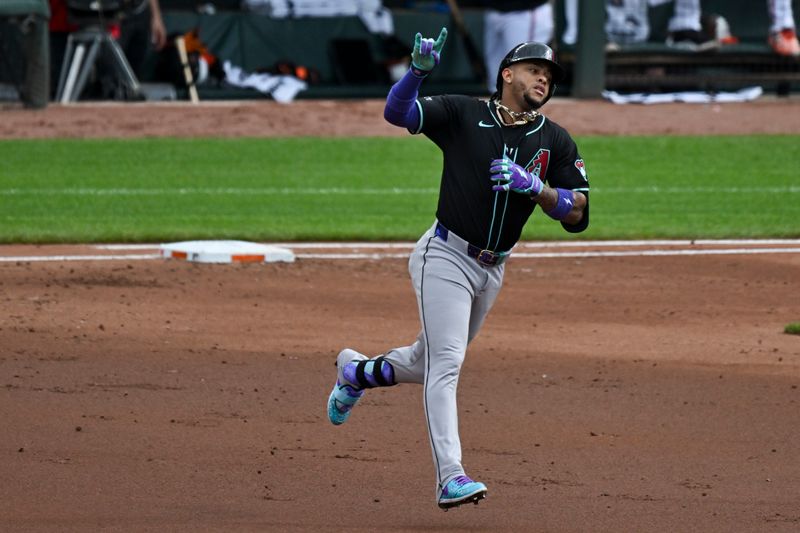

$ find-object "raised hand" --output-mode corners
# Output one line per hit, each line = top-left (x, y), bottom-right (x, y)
(411, 27), (448, 75)
(489, 158), (544, 196)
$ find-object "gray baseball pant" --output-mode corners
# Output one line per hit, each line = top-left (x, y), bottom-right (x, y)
(381, 221), (505, 494)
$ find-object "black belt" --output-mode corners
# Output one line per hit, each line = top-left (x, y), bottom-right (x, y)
(434, 222), (509, 267)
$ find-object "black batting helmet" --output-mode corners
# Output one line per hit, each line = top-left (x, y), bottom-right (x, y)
(495, 42), (565, 103)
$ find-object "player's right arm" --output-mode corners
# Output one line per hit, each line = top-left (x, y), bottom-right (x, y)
(384, 28), (447, 131)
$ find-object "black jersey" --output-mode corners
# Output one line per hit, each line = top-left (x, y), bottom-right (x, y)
(414, 95), (590, 252)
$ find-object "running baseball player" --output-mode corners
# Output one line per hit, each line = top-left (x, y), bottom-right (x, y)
(327, 28), (590, 510)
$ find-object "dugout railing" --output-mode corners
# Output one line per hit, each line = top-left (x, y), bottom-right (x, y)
(151, 0), (799, 101)
(3, 1), (798, 104)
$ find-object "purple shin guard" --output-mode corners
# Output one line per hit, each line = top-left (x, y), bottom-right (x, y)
(343, 356), (396, 389)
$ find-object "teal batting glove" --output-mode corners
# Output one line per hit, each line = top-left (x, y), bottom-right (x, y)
(411, 27), (448, 76)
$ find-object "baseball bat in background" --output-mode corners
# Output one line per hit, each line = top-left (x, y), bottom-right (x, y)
(444, 0), (487, 83)
(175, 36), (200, 104)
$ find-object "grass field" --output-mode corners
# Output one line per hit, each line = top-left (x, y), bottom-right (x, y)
(1, 135), (798, 243)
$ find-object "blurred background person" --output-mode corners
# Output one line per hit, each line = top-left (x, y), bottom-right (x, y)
(666, 0), (799, 56)
(118, 0), (167, 80)
(562, 0), (797, 56)
(483, 1), (554, 94)
(563, 0), (675, 49)
(49, 0), (78, 98)
(49, 0), (167, 99)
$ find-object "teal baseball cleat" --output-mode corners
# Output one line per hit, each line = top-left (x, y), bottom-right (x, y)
(438, 475), (488, 510)
(327, 379), (364, 425)
(327, 349), (367, 425)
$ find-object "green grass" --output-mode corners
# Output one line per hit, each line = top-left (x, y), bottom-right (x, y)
(1, 135), (798, 242)
(785, 323), (800, 335)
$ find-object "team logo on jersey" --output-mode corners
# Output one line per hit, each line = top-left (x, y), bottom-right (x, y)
(525, 148), (550, 180)
(575, 159), (588, 181)
(424, 96), (433, 101)
(478, 120), (495, 128)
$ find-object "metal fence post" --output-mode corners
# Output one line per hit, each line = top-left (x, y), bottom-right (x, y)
(571, 0), (606, 98)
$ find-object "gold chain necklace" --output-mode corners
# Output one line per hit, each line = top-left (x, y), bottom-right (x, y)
(493, 98), (540, 126)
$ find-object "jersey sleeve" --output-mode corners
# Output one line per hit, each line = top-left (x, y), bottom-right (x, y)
(412, 95), (468, 146)
(546, 129), (589, 192)
(547, 127), (591, 233)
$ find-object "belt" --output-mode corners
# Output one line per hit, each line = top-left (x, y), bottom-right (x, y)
(434, 222), (509, 267)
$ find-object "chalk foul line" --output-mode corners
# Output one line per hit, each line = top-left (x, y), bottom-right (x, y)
(1, 241), (800, 262)
(1, 186), (799, 196)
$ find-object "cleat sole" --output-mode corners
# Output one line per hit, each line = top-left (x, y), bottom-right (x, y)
(437, 489), (487, 510)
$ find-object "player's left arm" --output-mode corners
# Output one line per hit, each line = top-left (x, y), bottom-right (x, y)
(532, 187), (587, 226)
(535, 147), (589, 233)
(548, 137), (590, 232)
(489, 160), (586, 223)
(489, 135), (589, 232)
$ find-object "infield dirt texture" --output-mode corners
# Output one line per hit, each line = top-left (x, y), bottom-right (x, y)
(1, 98), (800, 532)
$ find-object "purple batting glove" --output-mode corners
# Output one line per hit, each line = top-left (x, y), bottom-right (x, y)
(489, 159), (544, 196)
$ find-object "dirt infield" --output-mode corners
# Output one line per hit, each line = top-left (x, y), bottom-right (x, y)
(2, 99), (800, 532)
(1, 96), (800, 138)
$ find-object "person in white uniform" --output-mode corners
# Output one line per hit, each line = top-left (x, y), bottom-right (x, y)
(483, 1), (554, 93)
(667, 0), (800, 56)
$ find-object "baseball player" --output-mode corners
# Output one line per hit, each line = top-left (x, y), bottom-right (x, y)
(327, 28), (589, 510)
